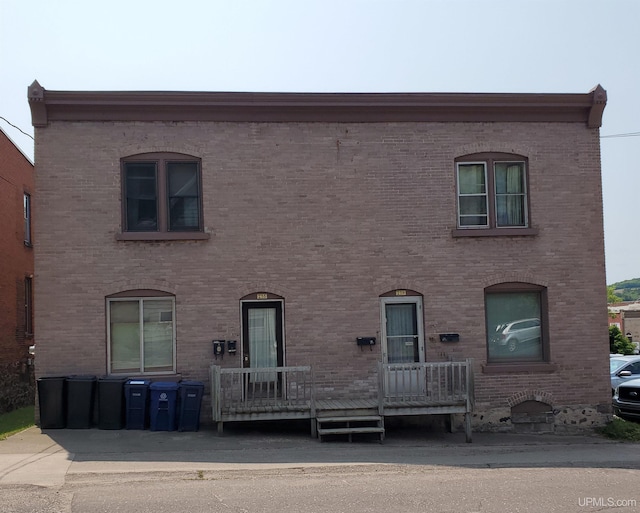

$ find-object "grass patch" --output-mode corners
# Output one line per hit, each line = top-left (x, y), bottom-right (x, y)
(597, 417), (640, 442)
(0, 406), (35, 440)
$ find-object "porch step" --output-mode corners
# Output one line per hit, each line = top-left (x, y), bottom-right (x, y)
(316, 415), (385, 442)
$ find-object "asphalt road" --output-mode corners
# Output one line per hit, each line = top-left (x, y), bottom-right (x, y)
(2, 426), (640, 512)
(2, 464), (640, 513)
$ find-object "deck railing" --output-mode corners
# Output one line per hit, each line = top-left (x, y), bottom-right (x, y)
(211, 365), (314, 422)
(378, 359), (474, 410)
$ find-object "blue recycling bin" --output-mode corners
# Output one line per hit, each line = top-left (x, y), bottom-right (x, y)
(178, 381), (204, 432)
(149, 382), (179, 431)
(125, 380), (150, 429)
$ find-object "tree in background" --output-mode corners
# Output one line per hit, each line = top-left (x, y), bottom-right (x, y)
(610, 325), (635, 355)
(608, 286), (622, 304)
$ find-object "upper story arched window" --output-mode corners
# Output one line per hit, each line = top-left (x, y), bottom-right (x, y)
(119, 152), (205, 240)
(455, 152), (534, 236)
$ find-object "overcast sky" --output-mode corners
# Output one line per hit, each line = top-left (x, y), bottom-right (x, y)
(1, 0), (638, 284)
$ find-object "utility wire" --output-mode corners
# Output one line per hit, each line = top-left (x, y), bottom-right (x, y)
(0, 116), (34, 140)
(1, 114), (638, 141)
(601, 132), (640, 139)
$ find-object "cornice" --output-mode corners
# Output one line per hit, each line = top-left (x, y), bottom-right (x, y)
(28, 80), (607, 128)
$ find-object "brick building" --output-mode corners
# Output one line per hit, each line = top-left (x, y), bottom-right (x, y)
(28, 81), (610, 433)
(0, 126), (35, 412)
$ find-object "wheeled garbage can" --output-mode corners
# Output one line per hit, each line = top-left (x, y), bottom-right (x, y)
(37, 376), (67, 429)
(66, 375), (97, 429)
(149, 382), (179, 431)
(124, 380), (150, 429)
(97, 376), (127, 429)
(178, 381), (204, 432)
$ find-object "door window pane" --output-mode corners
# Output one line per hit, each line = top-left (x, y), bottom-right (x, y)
(386, 303), (419, 363)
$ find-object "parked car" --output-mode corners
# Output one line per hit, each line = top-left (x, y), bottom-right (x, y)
(610, 355), (640, 391)
(613, 376), (640, 420)
(491, 318), (541, 352)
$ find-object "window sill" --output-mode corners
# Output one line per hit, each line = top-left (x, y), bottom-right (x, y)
(452, 227), (538, 238)
(116, 232), (210, 241)
(109, 373), (182, 381)
(482, 362), (556, 374)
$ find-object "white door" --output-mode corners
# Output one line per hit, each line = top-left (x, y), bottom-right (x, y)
(381, 296), (425, 397)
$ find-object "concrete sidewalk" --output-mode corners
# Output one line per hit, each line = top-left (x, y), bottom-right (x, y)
(1, 425), (639, 487)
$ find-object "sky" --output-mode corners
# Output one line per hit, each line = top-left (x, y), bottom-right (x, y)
(1, 0), (638, 284)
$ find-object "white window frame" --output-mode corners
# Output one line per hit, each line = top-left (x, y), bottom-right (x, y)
(456, 156), (529, 230)
(107, 296), (177, 375)
(457, 161), (489, 228)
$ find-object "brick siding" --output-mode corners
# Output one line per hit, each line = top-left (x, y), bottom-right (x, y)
(32, 119), (610, 427)
(0, 130), (34, 412)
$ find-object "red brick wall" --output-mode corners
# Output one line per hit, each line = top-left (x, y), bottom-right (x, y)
(32, 119), (610, 428)
(0, 129), (34, 411)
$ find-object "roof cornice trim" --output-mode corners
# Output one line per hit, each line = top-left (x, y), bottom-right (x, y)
(28, 81), (607, 128)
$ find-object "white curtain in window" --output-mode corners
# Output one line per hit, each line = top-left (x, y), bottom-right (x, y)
(506, 164), (524, 225)
(249, 308), (277, 381)
(386, 304), (418, 363)
(495, 163), (525, 226)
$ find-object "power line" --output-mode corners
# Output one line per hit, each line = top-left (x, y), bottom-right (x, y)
(0, 116), (34, 140)
(601, 132), (640, 139)
(1, 114), (637, 141)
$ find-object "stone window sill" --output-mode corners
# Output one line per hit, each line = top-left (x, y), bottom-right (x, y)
(482, 362), (557, 374)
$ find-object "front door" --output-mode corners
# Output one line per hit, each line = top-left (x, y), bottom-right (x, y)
(381, 295), (425, 396)
(242, 301), (284, 384)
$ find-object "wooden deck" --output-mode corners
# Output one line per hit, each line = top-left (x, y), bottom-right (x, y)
(210, 359), (474, 442)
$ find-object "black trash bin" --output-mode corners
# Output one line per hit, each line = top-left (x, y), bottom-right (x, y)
(66, 375), (97, 429)
(37, 376), (67, 429)
(149, 382), (179, 431)
(125, 380), (150, 429)
(178, 381), (204, 432)
(97, 376), (127, 429)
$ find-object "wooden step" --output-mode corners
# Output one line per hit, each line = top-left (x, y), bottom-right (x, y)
(316, 415), (385, 442)
(317, 426), (385, 435)
(317, 416), (382, 423)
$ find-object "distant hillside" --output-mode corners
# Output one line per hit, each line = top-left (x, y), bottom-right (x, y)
(610, 278), (640, 302)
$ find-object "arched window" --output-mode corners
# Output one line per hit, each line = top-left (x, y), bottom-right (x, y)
(106, 290), (176, 374)
(119, 152), (205, 240)
(485, 282), (548, 363)
(455, 152), (531, 232)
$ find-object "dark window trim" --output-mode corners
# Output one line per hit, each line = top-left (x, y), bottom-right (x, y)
(23, 192), (32, 247)
(485, 282), (550, 365)
(120, 152), (205, 239)
(455, 152), (533, 235)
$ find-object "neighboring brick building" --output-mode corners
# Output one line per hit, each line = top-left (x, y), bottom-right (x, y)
(28, 81), (610, 432)
(0, 127), (35, 413)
